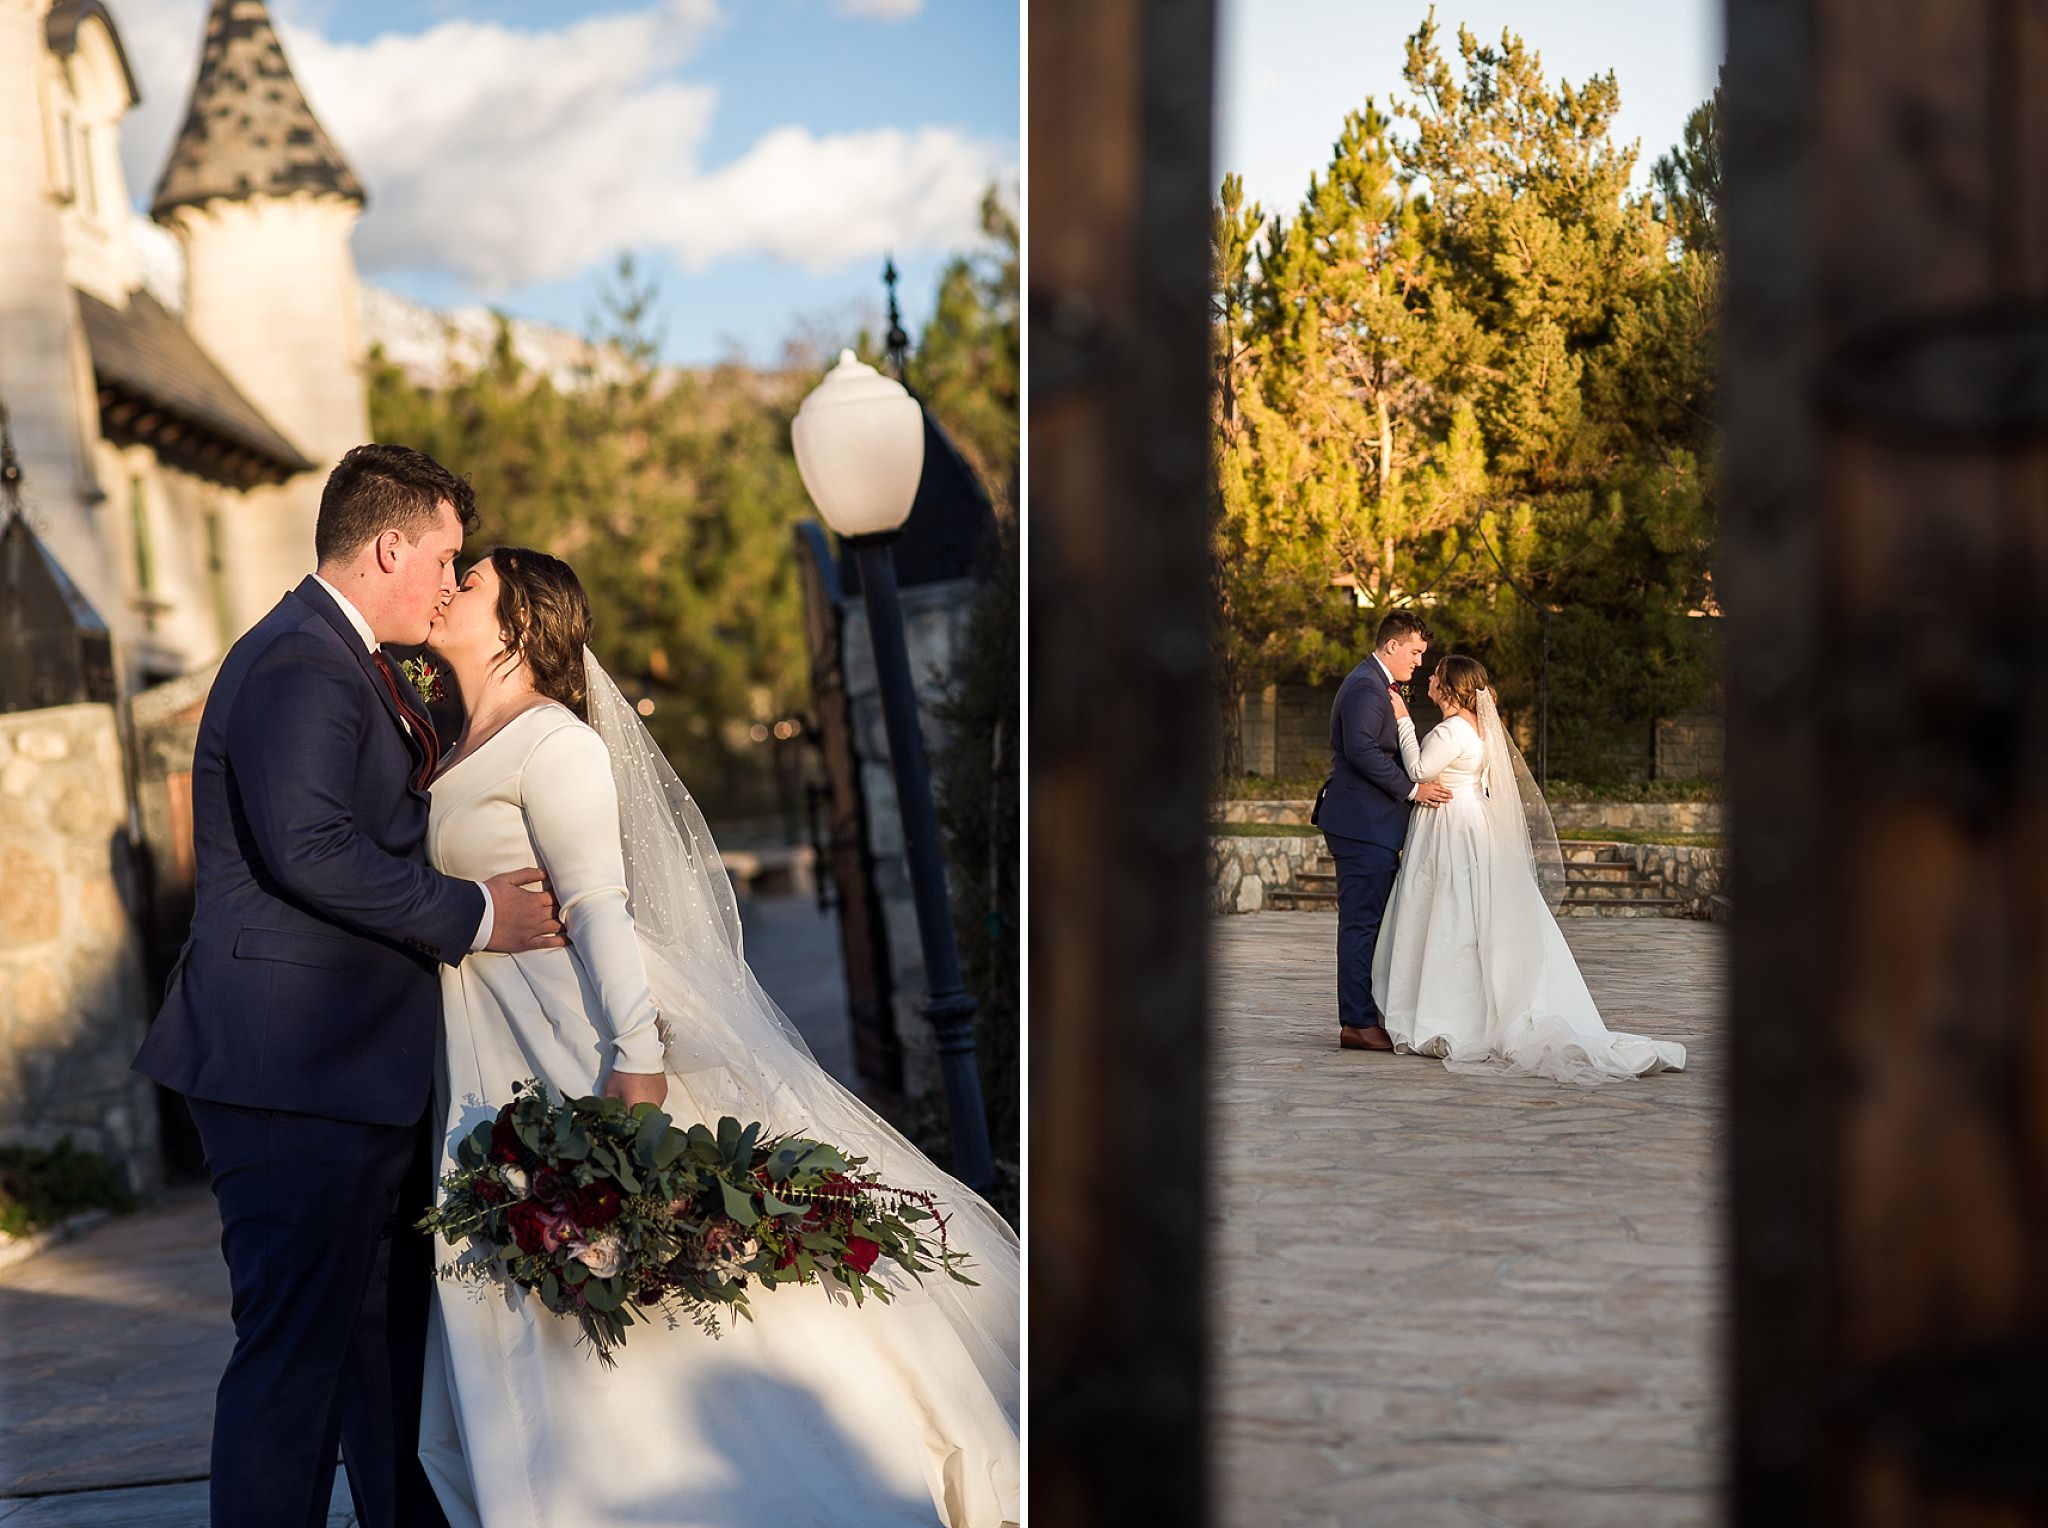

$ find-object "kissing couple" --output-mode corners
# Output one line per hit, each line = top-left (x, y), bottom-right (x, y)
(135, 444), (1020, 1527)
(1317, 608), (1688, 1085)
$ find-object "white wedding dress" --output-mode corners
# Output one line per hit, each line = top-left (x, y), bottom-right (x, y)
(1371, 705), (1687, 1084)
(417, 699), (1020, 1527)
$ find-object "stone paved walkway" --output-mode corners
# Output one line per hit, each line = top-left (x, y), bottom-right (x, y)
(0, 896), (854, 1527)
(1210, 913), (1726, 1528)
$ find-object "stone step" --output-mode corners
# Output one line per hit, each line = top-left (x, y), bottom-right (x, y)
(1563, 861), (1645, 878)
(1266, 888), (1338, 910)
(1562, 881), (1670, 900)
(1557, 896), (1689, 918)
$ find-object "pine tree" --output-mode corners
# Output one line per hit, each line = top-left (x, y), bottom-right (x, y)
(1211, 13), (1721, 784)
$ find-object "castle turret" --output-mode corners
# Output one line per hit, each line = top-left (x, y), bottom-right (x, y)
(153, 0), (367, 623)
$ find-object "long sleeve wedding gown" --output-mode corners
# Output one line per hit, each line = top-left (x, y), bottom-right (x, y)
(417, 702), (1019, 1527)
(1370, 710), (1687, 1084)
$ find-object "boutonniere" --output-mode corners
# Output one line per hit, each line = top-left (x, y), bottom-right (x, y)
(400, 654), (446, 704)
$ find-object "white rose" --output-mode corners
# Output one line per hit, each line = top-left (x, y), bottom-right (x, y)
(574, 1235), (624, 1279)
(501, 1166), (529, 1197)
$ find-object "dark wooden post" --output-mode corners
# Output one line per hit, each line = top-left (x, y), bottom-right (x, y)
(1029, 0), (1217, 1520)
(1725, 0), (2048, 1519)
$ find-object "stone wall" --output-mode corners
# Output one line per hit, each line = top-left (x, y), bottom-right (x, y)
(1618, 842), (1730, 921)
(0, 703), (158, 1191)
(841, 576), (978, 1099)
(1219, 798), (1726, 836)
(1209, 834), (1323, 915)
(1551, 801), (1725, 835)
(1216, 799), (1314, 826)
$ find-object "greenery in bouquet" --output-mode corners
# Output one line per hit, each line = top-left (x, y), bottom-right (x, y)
(419, 1080), (975, 1365)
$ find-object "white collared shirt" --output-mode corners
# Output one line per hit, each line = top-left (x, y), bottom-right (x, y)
(1370, 651), (1422, 803)
(309, 572), (494, 953)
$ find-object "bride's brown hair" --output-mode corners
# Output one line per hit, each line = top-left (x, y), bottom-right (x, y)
(1431, 654), (1488, 715)
(489, 547), (592, 721)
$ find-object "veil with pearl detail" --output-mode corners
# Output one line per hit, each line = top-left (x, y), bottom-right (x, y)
(578, 647), (1019, 1398)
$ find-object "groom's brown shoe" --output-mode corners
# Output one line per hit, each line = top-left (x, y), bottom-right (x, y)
(1340, 1024), (1394, 1051)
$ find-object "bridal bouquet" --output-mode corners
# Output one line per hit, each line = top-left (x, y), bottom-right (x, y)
(419, 1079), (973, 1364)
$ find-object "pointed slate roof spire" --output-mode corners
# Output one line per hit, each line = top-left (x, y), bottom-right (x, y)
(151, 0), (364, 219)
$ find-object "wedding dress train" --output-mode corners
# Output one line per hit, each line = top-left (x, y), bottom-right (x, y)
(417, 697), (1019, 1527)
(1371, 701), (1687, 1085)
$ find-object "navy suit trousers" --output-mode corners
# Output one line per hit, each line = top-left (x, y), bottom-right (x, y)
(185, 1100), (448, 1528)
(1324, 831), (1401, 1030)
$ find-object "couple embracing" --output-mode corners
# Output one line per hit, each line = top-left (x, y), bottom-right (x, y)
(134, 445), (1019, 1528)
(1319, 609), (1687, 1085)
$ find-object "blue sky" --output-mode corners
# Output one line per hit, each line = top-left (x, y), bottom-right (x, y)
(1219, 1), (1723, 220)
(116, 0), (1019, 365)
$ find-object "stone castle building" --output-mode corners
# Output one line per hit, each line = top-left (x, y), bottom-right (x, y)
(1, 0), (372, 1193)
(0, 0), (366, 692)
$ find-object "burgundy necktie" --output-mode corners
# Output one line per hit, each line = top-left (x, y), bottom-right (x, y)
(372, 652), (441, 792)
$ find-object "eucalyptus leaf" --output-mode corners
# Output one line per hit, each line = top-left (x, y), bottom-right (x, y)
(717, 1177), (759, 1227)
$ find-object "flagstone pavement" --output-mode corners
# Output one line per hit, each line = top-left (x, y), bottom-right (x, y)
(1210, 912), (1727, 1528)
(0, 895), (854, 1527)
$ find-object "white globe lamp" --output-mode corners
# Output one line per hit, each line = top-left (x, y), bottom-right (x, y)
(791, 350), (925, 539)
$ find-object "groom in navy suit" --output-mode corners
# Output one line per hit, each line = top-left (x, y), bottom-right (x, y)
(135, 445), (566, 1528)
(1319, 610), (1452, 1051)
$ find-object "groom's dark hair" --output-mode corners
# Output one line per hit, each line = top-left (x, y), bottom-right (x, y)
(315, 444), (480, 564)
(1374, 609), (1432, 649)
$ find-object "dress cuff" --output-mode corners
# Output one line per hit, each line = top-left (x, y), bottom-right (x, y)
(470, 881), (494, 952)
(610, 1022), (668, 1075)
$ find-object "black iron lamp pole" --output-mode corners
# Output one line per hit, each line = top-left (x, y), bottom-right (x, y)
(792, 340), (996, 1192)
(846, 532), (996, 1193)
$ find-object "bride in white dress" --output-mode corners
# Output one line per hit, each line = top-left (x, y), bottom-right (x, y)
(412, 547), (1019, 1527)
(1371, 654), (1687, 1085)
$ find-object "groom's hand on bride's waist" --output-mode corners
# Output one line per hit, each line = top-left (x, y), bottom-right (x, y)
(1413, 781), (1454, 807)
(483, 866), (567, 953)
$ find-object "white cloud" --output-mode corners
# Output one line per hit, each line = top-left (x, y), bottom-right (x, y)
(834, 0), (924, 20)
(112, 0), (1002, 292)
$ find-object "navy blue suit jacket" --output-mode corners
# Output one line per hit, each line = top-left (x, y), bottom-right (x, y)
(134, 578), (485, 1126)
(1319, 655), (1415, 850)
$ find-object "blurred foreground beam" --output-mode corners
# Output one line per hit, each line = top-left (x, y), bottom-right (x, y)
(1725, 0), (2048, 1519)
(1029, 0), (1216, 1522)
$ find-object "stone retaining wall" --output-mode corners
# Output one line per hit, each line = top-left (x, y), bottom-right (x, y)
(0, 704), (159, 1192)
(1220, 798), (1725, 836)
(1550, 801), (1724, 835)
(1217, 799), (1314, 825)
(1209, 834), (1323, 915)
(1615, 842), (1729, 921)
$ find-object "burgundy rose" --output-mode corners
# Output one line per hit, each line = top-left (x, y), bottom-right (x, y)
(570, 1182), (623, 1229)
(506, 1200), (552, 1255)
(473, 1179), (507, 1206)
(507, 1200), (575, 1255)
(488, 1117), (524, 1165)
(842, 1236), (881, 1275)
(531, 1168), (569, 1207)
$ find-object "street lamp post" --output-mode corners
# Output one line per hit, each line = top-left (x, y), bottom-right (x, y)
(791, 350), (996, 1193)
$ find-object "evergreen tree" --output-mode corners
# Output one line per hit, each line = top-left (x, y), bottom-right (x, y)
(1212, 12), (1720, 784)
